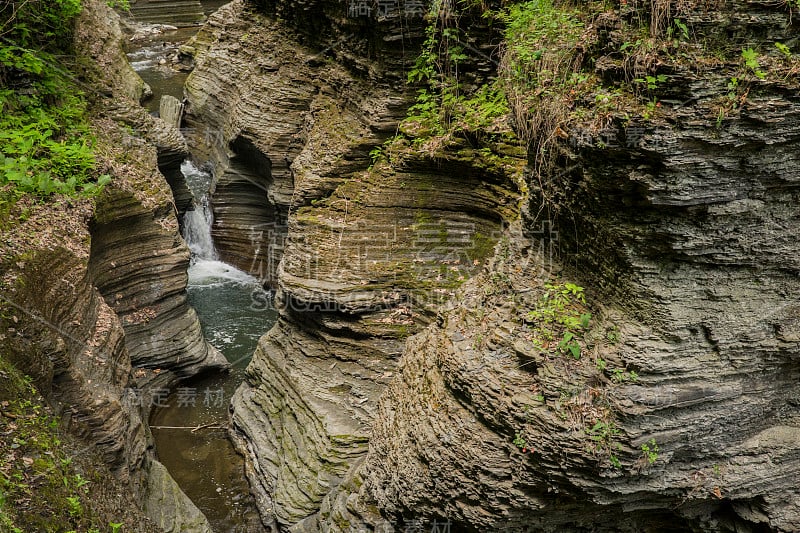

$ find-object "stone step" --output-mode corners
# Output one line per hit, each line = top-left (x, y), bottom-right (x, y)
(129, 0), (205, 26)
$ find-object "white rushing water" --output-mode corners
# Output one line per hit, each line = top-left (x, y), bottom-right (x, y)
(180, 160), (262, 287)
(183, 199), (217, 261)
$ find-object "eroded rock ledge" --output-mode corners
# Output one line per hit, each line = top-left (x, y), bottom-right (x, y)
(181, 0), (523, 528)
(182, 0), (800, 531)
(0, 0), (225, 530)
(314, 2), (800, 532)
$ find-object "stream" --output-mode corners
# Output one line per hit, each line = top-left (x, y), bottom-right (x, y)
(126, 4), (275, 531)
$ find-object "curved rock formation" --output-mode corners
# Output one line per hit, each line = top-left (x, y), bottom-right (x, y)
(182, 1), (524, 527)
(177, 0), (800, 530)
(181, 0), (425, 282)
(1, 0), (227, 530)
(89, 186), (228, 380)
(313, 2), (800, 532)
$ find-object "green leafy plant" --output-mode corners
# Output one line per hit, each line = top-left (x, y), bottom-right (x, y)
(641, 438), (659, 465)
(666, 18), (689, 41)
(558, 331), (581, 359)
(716, 76), (744, 127)
(525, 281), (592, 359)
(619, 38), (642, 53)
(66, 496), (81, 517)
(73, 474), (89, 490)
(775, 42), (792, 59)
(610, 368), (638, 383)
(0, 1), (112, 198)
(586, 421), (622, 468)
(635, 74), (668, 91)
(500, 0), (583, 86)
(512, 431), (533, 453)
(106, 0), (131, 10)
(741, 47), (766, 79)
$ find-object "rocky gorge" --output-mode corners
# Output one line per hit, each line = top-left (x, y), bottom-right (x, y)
(2, 0), (800, 532)
(1, 0), (225, 531)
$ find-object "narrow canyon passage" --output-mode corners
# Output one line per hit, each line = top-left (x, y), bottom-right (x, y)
(149, 162), (274, 532)
(126, 4), (275, 531)
(3, 0), (800, 530)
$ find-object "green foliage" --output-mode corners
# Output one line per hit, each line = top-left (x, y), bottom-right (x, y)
(500, 0), (583, 87)
(525, 281), (592, 359)
(635, 74), (667, 91)
(0, 0), (111, 198)
(666, 18), (689, 41)
(512, 431), (533, 453)
(775, 42), (792, 59)
(394, 0), (516, 152)
(66, 495), (82, 517)
(610, 367), (638, 383)
(106, 0), (131, 11)
(402, 25), (510, 143)
(586, 421), (622, 468)
(0, 0), (82, 51)
(741, 47), (766, 79)
(640, 438), (659, 465)
(0, 356), (124, 531)
(558, 330), (581, 359)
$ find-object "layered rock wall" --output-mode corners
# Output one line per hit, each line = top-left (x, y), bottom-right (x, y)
(0, 0), (227, 530)
(130, 0), (205, 26)
(181, 0), (525, 528)
(183, 0), (800, 531)
(315, 1), (800, 532)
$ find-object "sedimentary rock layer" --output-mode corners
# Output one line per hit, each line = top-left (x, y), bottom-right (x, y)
(130, 0), (205, 26)
(0, 1), (225, 530)
(183, 0), (526, 528)
(317, 2), (800, 532)
(89, 187), (228, 377)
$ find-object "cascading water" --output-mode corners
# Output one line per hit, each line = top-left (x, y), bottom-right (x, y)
(183, 197), (218, 261)
(180, 161), (256, 287)
(181, 159), (217, 261)
(148, 160), (275, 531)
(127, 5), (275, 529)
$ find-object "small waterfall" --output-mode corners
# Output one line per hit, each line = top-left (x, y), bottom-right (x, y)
(180, 159), (218, 262)
(180, 159), (257, 285)
(183, 198), (218, 261)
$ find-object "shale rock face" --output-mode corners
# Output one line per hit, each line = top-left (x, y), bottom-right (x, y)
(185, 0), (800, 530)
(1, 1), (223, 531)
(0, 226), (211, 533)
(181, 0), (444, 282)
(89, 187), (228, 380)
(313, 2), (800, 532)
(182, 0), (523, 527)
(130, 0), (205, 26)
